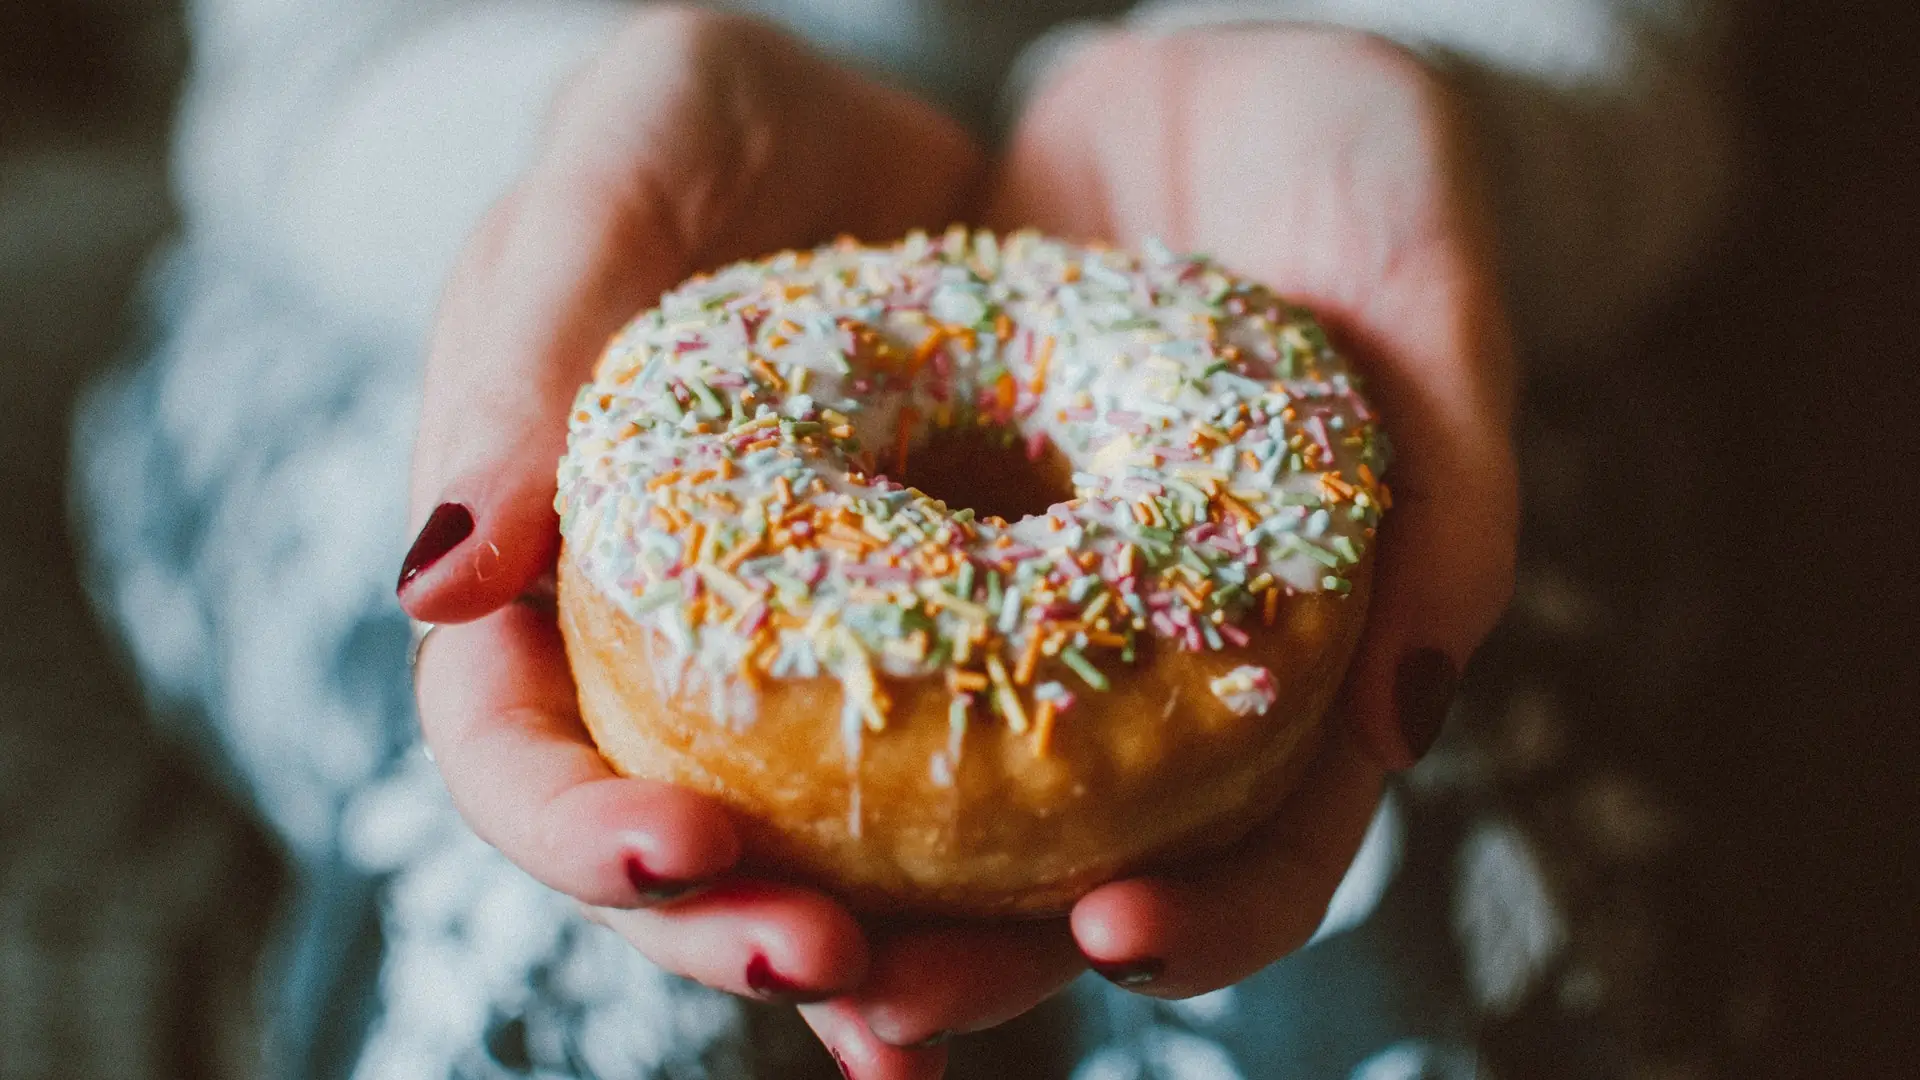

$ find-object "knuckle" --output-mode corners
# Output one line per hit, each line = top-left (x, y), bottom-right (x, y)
(547, 6), (764, 160)
(1025, 28), (1135, 119)
(632, 5), (791, 73)
(622, 3), (736, 49)
(1334, 31), (1441, 91)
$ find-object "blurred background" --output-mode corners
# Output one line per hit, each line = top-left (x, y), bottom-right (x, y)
(0, 1), (281, 1077)
(0, 1), (1912, 1078)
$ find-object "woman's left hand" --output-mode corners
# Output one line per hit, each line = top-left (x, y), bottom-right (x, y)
(813, 26), (1518, 1074)
(400, 11), (987, 1076)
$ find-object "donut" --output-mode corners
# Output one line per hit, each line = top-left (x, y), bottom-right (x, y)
(555, 228), (1387, 917)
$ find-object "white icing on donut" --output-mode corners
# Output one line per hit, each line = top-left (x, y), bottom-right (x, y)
(557, 229), (1387, 743)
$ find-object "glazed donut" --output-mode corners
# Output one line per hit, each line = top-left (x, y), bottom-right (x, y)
(555, 229), (1386, 916)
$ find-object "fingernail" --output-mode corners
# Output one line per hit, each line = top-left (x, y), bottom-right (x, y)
(622, 854), (704, 906)
(1395, 647), (1459, 761)
(829, 1047), (853, 1079)
(745, 953), (829, 1004)
(1091, 958), (1164, 988)
(397, 503), (474, 593)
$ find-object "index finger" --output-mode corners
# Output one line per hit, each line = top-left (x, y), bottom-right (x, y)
(413, 600), (740, 906)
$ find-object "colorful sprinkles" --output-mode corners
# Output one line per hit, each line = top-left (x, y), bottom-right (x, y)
(557, 229), (1387, 760)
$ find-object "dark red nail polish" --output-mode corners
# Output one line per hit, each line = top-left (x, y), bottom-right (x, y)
(622, 853), (702, 906)
(1394, 648), (1459, 761)
(829, 1047), (853, 1079)
(1091, 958), (1163, 987)
(745, 953), (828, 1003)
(397, 503), (474, 593)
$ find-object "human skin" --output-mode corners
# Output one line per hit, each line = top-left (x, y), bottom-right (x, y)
(815, 28), (1518, 1075)
(400, 11), (1517, 1079)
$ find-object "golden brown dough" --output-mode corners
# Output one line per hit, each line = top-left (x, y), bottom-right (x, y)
(555, 230), (1386, 915)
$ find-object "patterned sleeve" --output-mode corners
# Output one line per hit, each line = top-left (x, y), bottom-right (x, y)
(1016, 0), (1734, 352)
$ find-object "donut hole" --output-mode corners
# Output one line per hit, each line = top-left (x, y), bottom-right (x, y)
(895, 425), (1076, 524)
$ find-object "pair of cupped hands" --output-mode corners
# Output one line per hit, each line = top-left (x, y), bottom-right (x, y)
(398, 7), (1516, 1078)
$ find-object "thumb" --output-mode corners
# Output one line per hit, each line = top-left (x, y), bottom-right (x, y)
(1325, 255), (1519, 769)
(1344, 428), (1517, 768)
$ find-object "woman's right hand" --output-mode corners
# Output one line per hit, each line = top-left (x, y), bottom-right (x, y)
(398, 8), (981, 1074)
